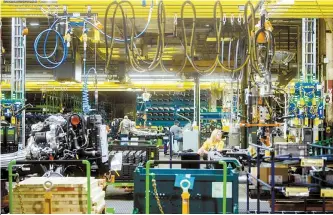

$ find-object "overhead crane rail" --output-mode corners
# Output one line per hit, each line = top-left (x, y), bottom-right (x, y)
(2, 0), (333, 18)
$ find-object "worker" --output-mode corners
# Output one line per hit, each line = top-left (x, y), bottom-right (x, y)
(118, 116), (131, 137)
(169, 121), (183, 153)
(170, 121), (183, 141)
(197, 129), (224, 156)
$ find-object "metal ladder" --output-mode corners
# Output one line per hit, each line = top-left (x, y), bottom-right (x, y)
(301, 18), (317, 82)
(10, 18), (26, 148)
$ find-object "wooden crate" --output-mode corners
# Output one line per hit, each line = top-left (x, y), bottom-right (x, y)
(13, 177), (105, 214)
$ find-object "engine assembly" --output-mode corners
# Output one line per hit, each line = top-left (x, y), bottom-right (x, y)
(25, 114), (109, 174)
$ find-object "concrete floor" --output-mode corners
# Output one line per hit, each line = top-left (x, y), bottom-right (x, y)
(105, 151), (270, 214)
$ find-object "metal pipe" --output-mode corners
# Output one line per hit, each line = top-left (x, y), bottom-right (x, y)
(326, 19), (333, 134)
(256, 146), (260, 214)
(308, 143), (333, 150)
(82, 160), (92, 214)
(8, 160), (15, 214)
(145, 160), (151, 214)
(271, 150), (275, 213)
(169, 133), (173, 168)
(247, 173), (272, 189)
(246, 156), (250, 212)
(194, 75), (200, 151)
(10, 18), (15, 98)
(194, 75), (200, 128)
(249, 143), (273, 151)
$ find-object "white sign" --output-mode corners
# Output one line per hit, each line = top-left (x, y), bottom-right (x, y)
(212, 182), (232, 198)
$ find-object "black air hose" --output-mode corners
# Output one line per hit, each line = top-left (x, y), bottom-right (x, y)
(70, 129), (80, 150)
(80, 150), (101, 157)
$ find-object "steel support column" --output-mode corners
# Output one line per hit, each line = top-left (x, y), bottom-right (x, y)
(326, 19), (333, 129)
(194, 75), (200, 128)
(10, 17), (26, 147)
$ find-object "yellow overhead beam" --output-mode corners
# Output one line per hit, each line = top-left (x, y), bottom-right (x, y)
(0, 81), (214, 92)
(2, 0), (333, 18)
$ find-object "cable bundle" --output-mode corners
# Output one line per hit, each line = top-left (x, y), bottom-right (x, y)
(35, 1), (274, 77)
(103, 0), (269, 76)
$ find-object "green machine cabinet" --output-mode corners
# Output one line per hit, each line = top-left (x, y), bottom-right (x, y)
(133, 160), (240, 214)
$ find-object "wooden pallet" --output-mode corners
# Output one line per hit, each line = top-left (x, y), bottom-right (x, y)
(13, 177), (106, 214)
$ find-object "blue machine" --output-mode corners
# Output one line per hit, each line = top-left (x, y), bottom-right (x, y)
(133, 165), (239, 214)
(289, 82), (324, 119)
(1, 100), (23, 119)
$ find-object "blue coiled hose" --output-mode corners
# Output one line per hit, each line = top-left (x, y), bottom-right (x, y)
(34, 19), (68, 69)
(82, 67), (97, 114)
(34, 0), (153, 69)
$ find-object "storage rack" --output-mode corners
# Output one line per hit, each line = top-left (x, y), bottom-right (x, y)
(108, 144), (159, 182)
(246, 143), (333, 214)
(136, 90), (209, 127)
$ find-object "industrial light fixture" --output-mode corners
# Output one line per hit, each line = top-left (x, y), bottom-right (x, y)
(131, 77), (182, 84)
(131, 80), (181, 84)
(29, 22), (39, 26)
(238, 5), (245, 11)
(277, 0), (295, 4)
(200, 79), (237, 83)
(128, 73), (176, 78)
(205, 24), (210, 27)
(200, 74), (238, 83)
(206, 37), (232, 42)
(131, 78), (181, 82)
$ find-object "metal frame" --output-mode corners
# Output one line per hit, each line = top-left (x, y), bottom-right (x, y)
(302, 18), (317, 82)
(246, 143), (276, 214)
(246, 143), (333, 214)
(10, 17), (26, 148)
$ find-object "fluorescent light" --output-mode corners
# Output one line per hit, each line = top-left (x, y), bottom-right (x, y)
(30, 22), (39, 26)
(200, 78), (237, 82)
(131, 78), (181, 82)
(206, 37), (232, 42)
(131, 78), (181, 84)
(205, 24), (210, 27)
(277, 0), (294, 4)
(132, 80), (181, 84)
(128, 74), (175, 78)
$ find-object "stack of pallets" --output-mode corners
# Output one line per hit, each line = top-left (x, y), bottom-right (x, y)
(13, 177), (106, 214)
